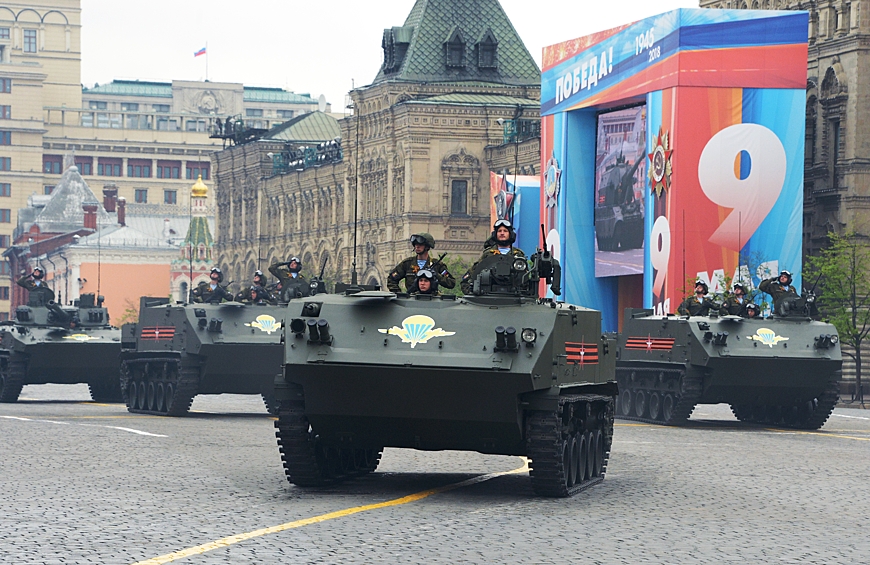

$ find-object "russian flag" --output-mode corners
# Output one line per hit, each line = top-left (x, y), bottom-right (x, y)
(194, 47), (206, 57)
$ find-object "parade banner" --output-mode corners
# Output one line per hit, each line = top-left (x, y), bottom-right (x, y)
(539, 9), (808, 331)
(490, 173), (541, 255)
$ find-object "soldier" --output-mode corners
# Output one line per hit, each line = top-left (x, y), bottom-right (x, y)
(191, 267), (232, 304)
(17, 267), (55, 305)
(461, 219), (526, 294)
(677, 280), (717, 316)
(386, 233), (455, 294)
(744, 302), (760, 319)
(235, 270), (275, 304)
(270, 256), (308, 300)
(408, 269), (439, 296)
(759, 270), (799, 313)
(724, 283), (750, 316)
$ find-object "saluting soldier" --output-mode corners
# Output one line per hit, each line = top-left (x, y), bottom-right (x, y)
(759, 270), (799, 313)
(191, 267), (232, 304)
(17, 267), (55, 305)
(387, 233), (455, 294)
(677, 280), (717, 317)
(460, 219), (526, 295)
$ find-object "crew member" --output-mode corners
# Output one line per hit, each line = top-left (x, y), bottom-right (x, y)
(236, 270), (275, 304)
(17, 267), (55, 304)
(269, 256), (306, 285)
(677, 280), (717, 316)
(744, 303), (760, 319)
(409, 269), (439, 295)
(759, 270), (799, 313)
(387, 233), (455, 293)
(192, 267), (232, 304)
(461, 220), (526, 294)
(724, 283), (749, 316)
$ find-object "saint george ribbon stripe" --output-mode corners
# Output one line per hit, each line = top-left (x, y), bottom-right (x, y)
(626, 337), (675, 351)
(565, 342), (599, 364)
(140, 326), (176, 340)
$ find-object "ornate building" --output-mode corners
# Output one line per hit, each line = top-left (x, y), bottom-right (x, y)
(213, 0), (542, 286)
(170, 175), (215, 302)
(699, 0), (870, 253)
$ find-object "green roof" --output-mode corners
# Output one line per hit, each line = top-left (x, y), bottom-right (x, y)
(83, 80), (172, 98)
(184, 216), (214, 249)
(265, 111), (341, 143)
(244, 87), (317, 104)
(374, 0), (540, 86)
(410, 93), (539, 107)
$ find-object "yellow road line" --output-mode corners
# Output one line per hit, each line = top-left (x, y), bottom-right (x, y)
(765, 428), (870, 442)
(132, 458), (529, 565)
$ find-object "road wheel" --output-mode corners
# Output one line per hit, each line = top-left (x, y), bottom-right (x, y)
(662, 393), (675, 422)
(0, 355), (25, 403)
(648, 392), (661, 421)
(620, 389), (632, 416)
(634, 390), (647, 418)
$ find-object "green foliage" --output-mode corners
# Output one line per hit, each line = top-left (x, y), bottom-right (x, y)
(440, 255), (472, 297)
(117, 298), (139, 326)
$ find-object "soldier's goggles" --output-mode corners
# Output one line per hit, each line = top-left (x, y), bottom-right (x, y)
(410, 235), (427, 246)
(416, 269), (436, 280)
(493, 219), (512, 229)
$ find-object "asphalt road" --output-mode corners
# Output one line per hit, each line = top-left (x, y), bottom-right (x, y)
(2, 384), (868, 564)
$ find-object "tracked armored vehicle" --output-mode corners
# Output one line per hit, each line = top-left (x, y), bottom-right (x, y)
(594, 154), (644, 252)
(274, 251), (618, 497)
(616, 307), (842, 429)
(0, 293), (123, 403)
(120, 296), (290, 416)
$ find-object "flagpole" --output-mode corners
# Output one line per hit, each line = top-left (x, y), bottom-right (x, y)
(205, 42), (209, 81)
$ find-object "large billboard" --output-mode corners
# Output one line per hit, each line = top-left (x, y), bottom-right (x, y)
(594, 104), (646, 277)
(489, 173), (541, 255)
(539, 8), (809, 331)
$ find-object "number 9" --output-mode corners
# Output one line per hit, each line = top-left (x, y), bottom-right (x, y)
(698, 123), (786, 251)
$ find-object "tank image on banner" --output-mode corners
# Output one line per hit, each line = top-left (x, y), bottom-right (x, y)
(594, 104), (647, 277)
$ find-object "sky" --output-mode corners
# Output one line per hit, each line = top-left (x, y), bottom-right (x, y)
(81, 0), (699, 109)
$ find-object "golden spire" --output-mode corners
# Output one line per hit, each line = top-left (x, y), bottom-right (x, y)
(191, 174), (208, 198)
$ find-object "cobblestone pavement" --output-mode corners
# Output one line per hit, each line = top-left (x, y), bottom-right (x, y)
(1, 384), (868, 564)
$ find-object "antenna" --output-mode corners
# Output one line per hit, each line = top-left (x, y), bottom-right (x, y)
(351, 79), (359, 286)
(737, 211), (742, 285)
(97, 217), (101, 300)
(188, 186), (193, 304)
(681, 209), (686, 297)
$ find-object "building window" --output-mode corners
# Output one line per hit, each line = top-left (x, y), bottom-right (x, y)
(157, 161), (181, 179)
(0, 78), (10, 93)
(164, 190), (177, 204)
(185, 119), (206, 132)
(153, 104), (170, 113)
(0, 209), (10, 223)
(127, 159), (152, 178)
(43, 155), (62, 174)
(186, 162), (210, 180)
(89, 100), (107, 110)
(44, 185), (53, 195)
(277, 110), (294, 119)
(0, 261), (10, 276)
(451, 180), (468, 214)
(0, 235), (8, 248)
(0, 106), (10, 119)
(477, 31), (498, 69)
(0, 157), (10, 171)
(246, 108), (263, 117)
(0, 28), (9, 40)
(0, 287), (8, 300)
(0, 131), (9, 145)
(134, 189), (148, 203)
(156, 117), (178, 131)
(0, 183), (9, 197)
(121, 102), (139, 111)
(98, 158), (122, 177)
(23, 30), (37, 53)
(75, 157), (93, 175)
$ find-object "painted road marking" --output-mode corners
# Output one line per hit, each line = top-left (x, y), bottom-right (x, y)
(831, 413), (870, 421)
(764, 428), (870, 442)
(0, 415), (167, 437)
(131, 458), (530, 565)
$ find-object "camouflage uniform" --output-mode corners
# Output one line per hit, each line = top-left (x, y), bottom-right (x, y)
(235, 283), (275, 305)
(387, 256), (455, 293)
(17, 275), (55, 305)
(191, 281), (232, 304)
(677, 294), (716, 316)
(460, 247), (527, 295)
(723, 296), (749, 316)
(759, 277), (798, 312)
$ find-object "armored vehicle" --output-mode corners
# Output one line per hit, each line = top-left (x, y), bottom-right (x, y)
(121, 296), (289, 416)
(616, 307), (842, 429)
(0, 293), (123, 403)
(274, 251), (618, 497)
(594, 154), (644, 252)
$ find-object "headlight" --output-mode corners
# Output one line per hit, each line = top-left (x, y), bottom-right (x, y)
(521, 328), (537, 343)
(831, 334), (839, 344)
(512, 258), (527, 271)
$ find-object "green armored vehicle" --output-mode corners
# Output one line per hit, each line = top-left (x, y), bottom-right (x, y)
(0, 293), (123, 403)
(594, 154), (644, 252)
(616, 306), (842, 429)
(274, 251), (618, 497)
(121, 296), (290, 416)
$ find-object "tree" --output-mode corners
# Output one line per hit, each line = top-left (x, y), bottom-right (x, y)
(440, 255), (472, 297)
(117, 298), (139, 326)
(804, 231), (870, 404)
